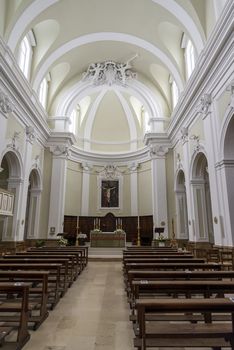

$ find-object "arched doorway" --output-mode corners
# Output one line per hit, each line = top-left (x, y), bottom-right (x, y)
(175, 170), (189, 238)
(24, 169), (42, 239)
(191, 152), (214, 243)
(0, 151), (22, 240)
(222, 113), (234, 243)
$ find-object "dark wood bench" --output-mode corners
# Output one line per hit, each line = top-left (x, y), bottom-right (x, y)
(126, 269), (234, 299)
(0, 263), (62, 309)
(0, 270), (49, 329)
(1, 257), (70, 294)
(135, 298), (234, 349)
(0, 282), (32, 350)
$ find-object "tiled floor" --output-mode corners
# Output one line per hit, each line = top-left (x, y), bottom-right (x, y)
(23, 261), (134, 350)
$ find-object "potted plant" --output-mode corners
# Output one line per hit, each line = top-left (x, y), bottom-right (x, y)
(157, 234), (166, 247)
(77, 232), (87, 246)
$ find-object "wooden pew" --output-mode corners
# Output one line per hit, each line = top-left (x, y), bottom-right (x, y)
(134, 298), (234, 349)
(0, 282), (32, 350)
(0, 270), (49, 329)
(0, 263), (61, 309)
(29, 246), (89, 267)
(126, 269), (234, 299)
(1, 257), (70, 294)
(6, 253), (76, 285)
(26, 249), (85, 274)
(130, 280), (234, 317)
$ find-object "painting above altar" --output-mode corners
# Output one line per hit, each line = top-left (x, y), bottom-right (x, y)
(101, 180), (119, 208)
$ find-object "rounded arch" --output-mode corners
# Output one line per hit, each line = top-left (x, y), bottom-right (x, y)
(33, 32), (184, 93)
(220, 105), (234, 159)
(190, 151), (214, 243)
(175, 168), (186, 190)
(28, 167), (42, 190)
(174, 168), (189, 239)
(0, 149), (23, 179)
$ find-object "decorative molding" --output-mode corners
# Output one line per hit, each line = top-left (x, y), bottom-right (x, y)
(128, 162), (139, 172)
(26, 126), (36, 144)
(180, 126), (189, 144)
(82, 59), (137, 86)
(226, 80), (234, 107)
(97, 164), (124, 179)
(50, 145), (70, 158)
(149, 145), (168, 158)
(81, 162), (93, 172)
(7, 131), (21, 150)
(176, 153), (182, 169)
(197, 93), (212, 118)
(190, 134), (201, 153)
(0, 90), (14, 115)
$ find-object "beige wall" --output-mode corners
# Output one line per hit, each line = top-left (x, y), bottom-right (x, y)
(39, 149), (52, 238)
(64, 161), (82, 216)
(138, 161), (152, 215)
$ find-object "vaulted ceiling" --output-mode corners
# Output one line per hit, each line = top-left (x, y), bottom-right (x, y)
(0, 0), (226, 154)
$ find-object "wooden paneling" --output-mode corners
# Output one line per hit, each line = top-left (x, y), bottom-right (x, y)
(64, 214), (153, 244)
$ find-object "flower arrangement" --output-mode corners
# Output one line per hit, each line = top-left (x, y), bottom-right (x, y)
(93, 228), (101, 233)
(58, 237), (68, 246)
(157, 234), (166, 242)
(77, 233), (87, 239)
(114, 228), (124, 234)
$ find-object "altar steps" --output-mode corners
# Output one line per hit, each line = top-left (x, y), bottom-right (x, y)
(88, 247), (124, 261)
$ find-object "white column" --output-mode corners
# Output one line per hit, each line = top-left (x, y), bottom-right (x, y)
(81, 163), (92, 215)
(129, 163), (139, 216)
(0, 90), (14, 155)
(150, 145), (168, 237)
(17, 127), (35, 241)
(48, 146), (68, 237)
(181, 131), (195, 242)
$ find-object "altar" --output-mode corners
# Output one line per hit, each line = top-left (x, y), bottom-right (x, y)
(90, 231), (126, 247)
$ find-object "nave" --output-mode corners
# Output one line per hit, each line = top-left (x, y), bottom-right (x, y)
(23, 261), (133, 350)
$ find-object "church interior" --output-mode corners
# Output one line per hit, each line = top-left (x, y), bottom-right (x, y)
(0, 0), (234, 349)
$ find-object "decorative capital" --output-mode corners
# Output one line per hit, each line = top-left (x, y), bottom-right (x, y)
(180, 127), (188, 144)
(7, 131), (20, 150)
(190, 134), (201, 153)
(150, 145), (168, 158)
(197, 93), (212, 117)
(82, 58), (137, 87)
(50, 145), (70, 158)
(81, 162), (93, 172)
(128, 162), (139, 172)
(0, 90), (14, 115)
(26, 126), (36, 144)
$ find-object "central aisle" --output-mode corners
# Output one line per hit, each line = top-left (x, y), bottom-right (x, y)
(23, 261), (134, 350)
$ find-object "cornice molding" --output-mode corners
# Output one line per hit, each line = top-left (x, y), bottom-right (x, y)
(167, 0), (234, 141)
(0, 36), (50, 145)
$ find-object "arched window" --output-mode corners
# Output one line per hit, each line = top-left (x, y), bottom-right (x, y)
(181, 33), (196, 80)
(169, 76), (179, 109)
(18, 31), (36, 80)
(69, 109), (77, 134)
(38, 77), (49, 109)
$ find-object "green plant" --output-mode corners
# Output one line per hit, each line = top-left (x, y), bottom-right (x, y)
(35, 240), (45, 248)
(58, 237), (68, 246)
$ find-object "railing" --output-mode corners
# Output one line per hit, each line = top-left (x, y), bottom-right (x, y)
(0, 188), (14, 216)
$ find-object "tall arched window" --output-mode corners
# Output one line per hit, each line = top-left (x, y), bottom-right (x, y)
(69, 109), (77, 134)
(169, 76), (179, 109)
(38, 76), (49, 109)
(18, 31), (36, 80)
(181, 33), (196, 80)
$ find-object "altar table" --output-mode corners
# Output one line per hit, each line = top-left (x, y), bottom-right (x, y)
(90, 231), (126, 247)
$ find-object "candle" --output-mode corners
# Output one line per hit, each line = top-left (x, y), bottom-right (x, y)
(137, 215), (140, 228)
(116, 219), (117, 229)
(77, 216), (79, 228)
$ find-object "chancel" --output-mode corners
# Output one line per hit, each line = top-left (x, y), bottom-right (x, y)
(0, 0), (234, 349)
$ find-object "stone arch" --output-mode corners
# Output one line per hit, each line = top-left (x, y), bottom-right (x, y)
(0, 150), (23, 241)
(24, 167), (42, 239)
(175, 169), (189, 239)
(190, 152), (214, 243)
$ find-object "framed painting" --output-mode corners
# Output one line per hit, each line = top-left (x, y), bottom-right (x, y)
(101, 179), (119, 208)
